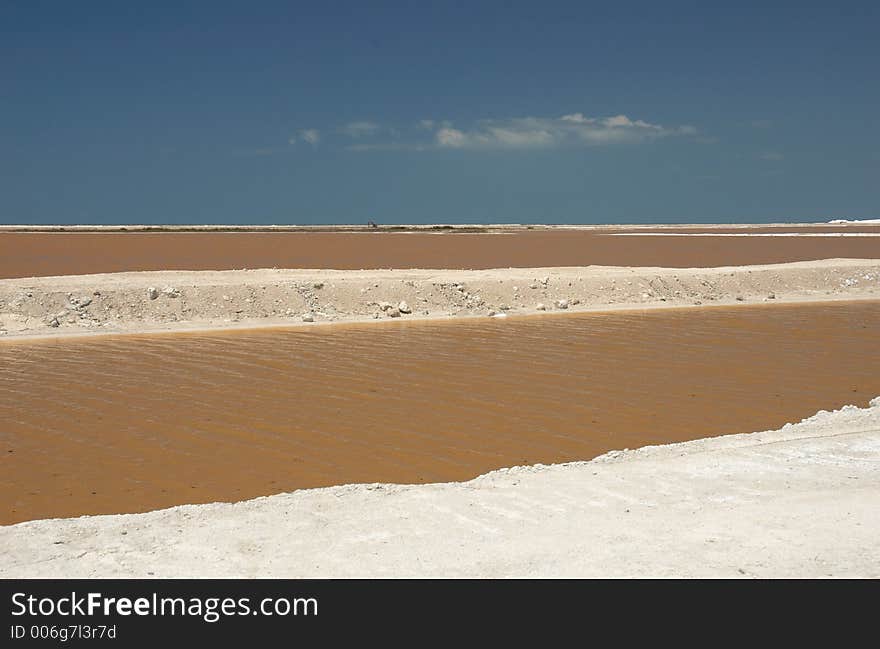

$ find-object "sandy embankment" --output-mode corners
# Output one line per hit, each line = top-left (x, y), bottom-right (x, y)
(1, 398), (877, 578)
(1, 259), (879, 339)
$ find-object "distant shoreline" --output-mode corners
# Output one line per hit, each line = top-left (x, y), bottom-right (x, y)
(1, 221), (879, 233)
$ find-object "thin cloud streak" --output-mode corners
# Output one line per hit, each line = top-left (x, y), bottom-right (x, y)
(289, 129), (321, 146)
(285, 113), (701, 152)
(429, 114), (697, 150)
(340, 121), (380, 138)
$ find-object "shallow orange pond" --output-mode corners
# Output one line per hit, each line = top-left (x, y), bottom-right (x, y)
(2, 301), (879, 524)
(1, 226), (879, 278)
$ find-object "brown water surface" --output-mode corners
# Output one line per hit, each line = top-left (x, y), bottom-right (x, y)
(2, 301), (879, 524)
(1, 226), (879, 278)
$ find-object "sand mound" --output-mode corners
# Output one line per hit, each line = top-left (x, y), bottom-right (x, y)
(2, 259), (879, 340)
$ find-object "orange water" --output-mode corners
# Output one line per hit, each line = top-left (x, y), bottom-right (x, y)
(2, 226), (879, 278)
(2, 301), (879, 524)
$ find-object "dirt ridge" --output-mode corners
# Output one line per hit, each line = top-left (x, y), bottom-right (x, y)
(1, 259), (878, 340)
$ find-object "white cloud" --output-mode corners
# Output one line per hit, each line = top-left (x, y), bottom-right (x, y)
(560, 112), (593, 123)
(301, 129), (320, 145)
(290, 129), (320, 146)
(435, 128), (468, 148)
(346, 142), (430, 152)
(604, 114), (636, 127)
(340, 121), (380, 138)
(432, 113), (695, 150)
(485, 120), (557, 147)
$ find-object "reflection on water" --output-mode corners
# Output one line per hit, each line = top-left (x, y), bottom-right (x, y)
(2, 301), (879, 524)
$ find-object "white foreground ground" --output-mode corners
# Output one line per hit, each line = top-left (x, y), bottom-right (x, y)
(2, 399), (878, 578)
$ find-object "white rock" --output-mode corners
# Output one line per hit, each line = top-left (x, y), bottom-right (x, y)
(555, 299), (569, 309)
(398, 301), (411, 314)
(161, 286), (180, 298)
(301, 313), (314, 322)
(386, 307), (401, 318)
(536, 303), (547, 311)
(378, 302), (392, 311)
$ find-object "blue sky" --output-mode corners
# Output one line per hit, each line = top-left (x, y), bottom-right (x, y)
(1, 1), (878, 224)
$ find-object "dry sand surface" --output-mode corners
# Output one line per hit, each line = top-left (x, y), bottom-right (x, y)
(2, 398), (878, 578)
(1, 259), (879, 340)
